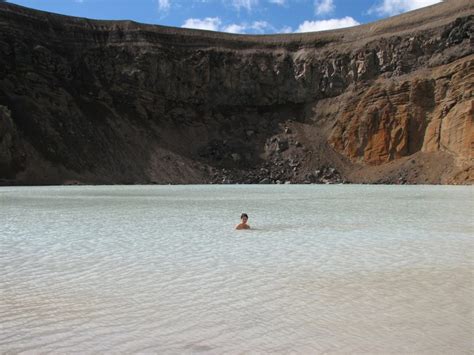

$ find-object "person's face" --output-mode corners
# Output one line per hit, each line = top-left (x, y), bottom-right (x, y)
(241, 216), (248, 224)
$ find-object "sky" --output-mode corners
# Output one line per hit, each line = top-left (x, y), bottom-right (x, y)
(5, 0), (443, 34)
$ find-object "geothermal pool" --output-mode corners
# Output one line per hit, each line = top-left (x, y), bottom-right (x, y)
(1, 185), (472, 353)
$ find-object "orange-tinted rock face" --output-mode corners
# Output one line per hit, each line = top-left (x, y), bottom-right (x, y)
(329, 57), (473, 167)
(329, 81), (417, 165)
(423, 59), (473, 160)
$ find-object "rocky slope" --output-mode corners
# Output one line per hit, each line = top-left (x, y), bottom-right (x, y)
(0, 0), (472, 185)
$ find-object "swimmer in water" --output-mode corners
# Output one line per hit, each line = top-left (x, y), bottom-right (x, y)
(235, 213), (250, 230)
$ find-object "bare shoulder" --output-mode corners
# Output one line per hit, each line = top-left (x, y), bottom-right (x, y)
(235, 223), (250, 230)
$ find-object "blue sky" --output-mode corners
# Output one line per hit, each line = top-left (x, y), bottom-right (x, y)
(6, 0), (443, 34)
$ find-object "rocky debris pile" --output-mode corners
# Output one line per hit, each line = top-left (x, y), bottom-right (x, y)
(265, 136), (290, 154)
(197, 138), (253, 167)
(303, 166), (344, 184)
(206, 125), (347, 184)
(374, 171), (409, 185)
(210, 162), (345, 185)
(198, 139), (229, 162)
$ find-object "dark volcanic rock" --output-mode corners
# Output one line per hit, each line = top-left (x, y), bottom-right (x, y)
(0, 105), (24, 178)
(0, 1), (472, 185)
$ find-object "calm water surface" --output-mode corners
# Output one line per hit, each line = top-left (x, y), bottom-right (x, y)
(1, 185), (473, 354)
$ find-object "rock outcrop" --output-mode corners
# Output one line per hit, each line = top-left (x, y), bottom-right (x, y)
(0, 0), (472, 185)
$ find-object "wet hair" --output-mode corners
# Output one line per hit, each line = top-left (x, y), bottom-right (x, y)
(241, 213), (248, 219)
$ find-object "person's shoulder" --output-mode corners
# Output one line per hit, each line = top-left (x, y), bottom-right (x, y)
(235, 223), (250, 230)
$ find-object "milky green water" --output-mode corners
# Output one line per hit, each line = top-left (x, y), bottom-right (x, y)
(1, 185), (473, 353)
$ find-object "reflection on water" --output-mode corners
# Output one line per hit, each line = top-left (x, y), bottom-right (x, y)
(1, 185), (473, 353)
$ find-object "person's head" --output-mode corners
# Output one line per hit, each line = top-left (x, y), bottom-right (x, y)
(240, 213), (248, 223)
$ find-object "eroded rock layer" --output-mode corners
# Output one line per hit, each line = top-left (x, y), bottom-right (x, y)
(0, 1), (472, 185)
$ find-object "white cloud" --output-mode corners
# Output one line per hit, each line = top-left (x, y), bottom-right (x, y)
(181, 16), (289, 34)
(250, 20), (270, 33)
(182, 17), (222, 31)
(297, 16), (360, 32)
(230, 0), (259, 11)
(221, 21), (272, 34)
(370, 0), (442, 16)
(315, 0), (334, 15)
(223, 23), (247, 33)
(269, 0), (286, 5)
(157, 0), (171, 12)
(279, 25), (293, 33)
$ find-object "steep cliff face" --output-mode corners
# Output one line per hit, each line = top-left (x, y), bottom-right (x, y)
(329, 58), (473, 164)
(0, 1), (472, 185)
